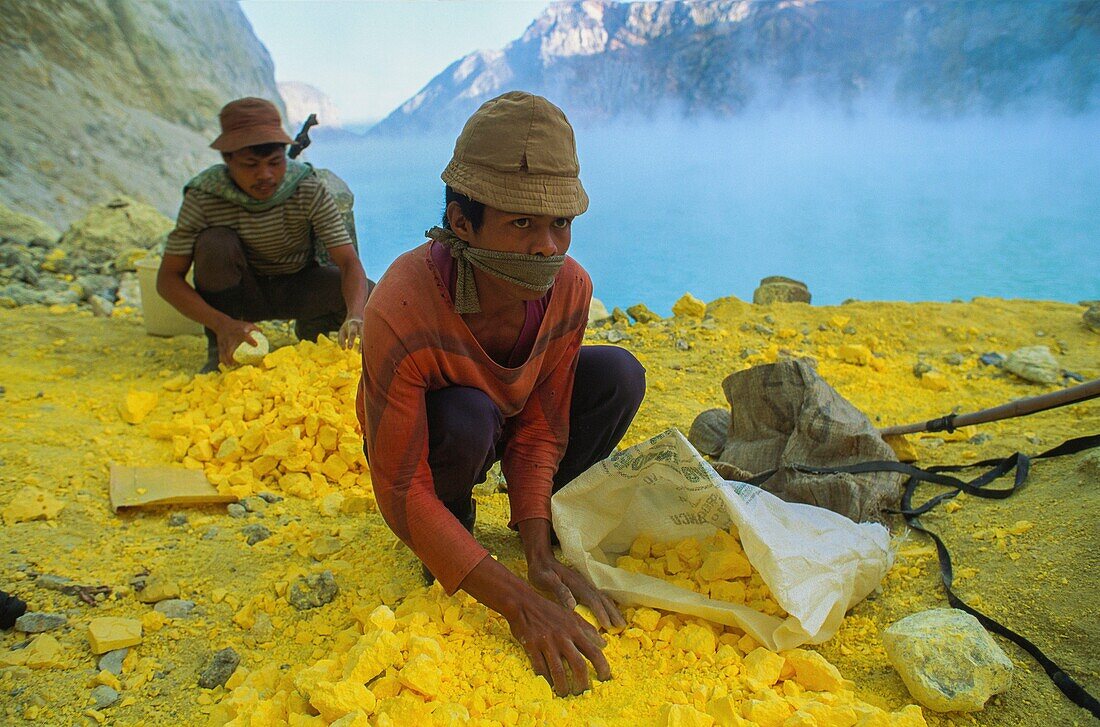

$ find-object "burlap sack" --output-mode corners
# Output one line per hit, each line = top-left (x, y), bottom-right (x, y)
(711, 358), (903, 523)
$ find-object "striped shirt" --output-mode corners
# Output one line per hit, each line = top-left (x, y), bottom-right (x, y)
(164, 173), (352, 275)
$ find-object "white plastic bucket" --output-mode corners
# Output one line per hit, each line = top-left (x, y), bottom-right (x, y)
(135, 257), (202, 337)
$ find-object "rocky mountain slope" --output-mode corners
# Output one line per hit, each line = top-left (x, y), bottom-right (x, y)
(0, 0), (283, 227)
(373, 0), (1100, 134)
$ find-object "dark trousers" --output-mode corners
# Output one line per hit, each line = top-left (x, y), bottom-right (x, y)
(425, 345), (646, 514)
(193, 227), (346, 339)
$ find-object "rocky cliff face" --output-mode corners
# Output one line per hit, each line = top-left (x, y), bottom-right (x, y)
(279, 81), (343, 130)
(373, 0), (1100, 134)
(0, 0), (284, 227)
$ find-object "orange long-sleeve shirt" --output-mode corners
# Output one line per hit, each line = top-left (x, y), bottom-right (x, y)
(356, 242), (592, 593)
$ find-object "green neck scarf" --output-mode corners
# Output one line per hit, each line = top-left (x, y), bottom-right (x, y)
(184, 160), (313, 212)
(426, 226), (566, 315)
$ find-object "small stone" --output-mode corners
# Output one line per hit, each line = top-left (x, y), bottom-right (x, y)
(587, 297), (610, 326)
(241, 524), (271, 546)
(944, 353), (964, 366)
(970, 433), (993, 445)
(257, 491), (283, 504)
(740, 348), (758, 359)
(912, 362), (933, 377)
(232, 331), (269, 365)
(198, 647), (240, 689)
(606, 329), (630, 344)
(884, 608), (1013, 713)
(98, 648), (128, 676)
(201, 526), (220, 540)
(88, 295), (114, 318)
(90, 685), (120, 709)
(226, 503), (247, 519)
(842, 325), (857, 335)
(1004, 346), (1060, 384)
(14, 612), (67, 633)
(752, 276), (811, 305)
(153, 599), (195, 619)
(674, 338), (690, 351)
(167, 513), (187, 527)
(239, 496), (267, 513)
(87, 617), (142, 654)
(611, 307), (630, 325)
(287, 571), (339, 611)
(978, 352), (1005, 367)
(753, 323), (773, 336)
(671, 293), (707, 319)
(135, 577), (179, 604)
(626, 303), (660, 324)
(118, 390), (158, 425)
(1083, 304), (1100, 333)
(3, 486), (65, 525)
(35, 574), (79, 594)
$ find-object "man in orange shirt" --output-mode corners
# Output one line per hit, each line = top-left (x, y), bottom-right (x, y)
(358, 92), (645, 696)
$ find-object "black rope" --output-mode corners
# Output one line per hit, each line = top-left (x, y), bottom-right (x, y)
(791, 433), (1100, 718)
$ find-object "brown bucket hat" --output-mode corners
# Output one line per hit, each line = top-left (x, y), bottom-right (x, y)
(441, 91), (589, 217)
(210, 97), (293, 153)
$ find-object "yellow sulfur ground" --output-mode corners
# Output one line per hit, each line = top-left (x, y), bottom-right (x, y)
(0, 297), (1097, 726)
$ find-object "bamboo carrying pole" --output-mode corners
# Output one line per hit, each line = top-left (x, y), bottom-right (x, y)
(878, 378), (1100, 437)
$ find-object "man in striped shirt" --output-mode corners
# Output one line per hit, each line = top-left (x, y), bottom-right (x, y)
(157, 97), (371, 373)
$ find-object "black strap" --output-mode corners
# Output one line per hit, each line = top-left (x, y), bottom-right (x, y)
(790, 433), (1100, 718)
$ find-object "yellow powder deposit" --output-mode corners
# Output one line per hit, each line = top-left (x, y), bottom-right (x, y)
(1, 297), (1097, 726)
(617, 530), (788, 618)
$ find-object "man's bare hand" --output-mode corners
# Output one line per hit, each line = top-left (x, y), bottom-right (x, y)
(528, 558), (626, 631)
(213, 319), (259, 366)
(338, 317), (363, 349)
(509, 589), (611, 697)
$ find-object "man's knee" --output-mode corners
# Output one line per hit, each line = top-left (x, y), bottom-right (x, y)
(577, 346), (646, 410)
(193, 227), (247, 292)
(426, 387), (503, 457)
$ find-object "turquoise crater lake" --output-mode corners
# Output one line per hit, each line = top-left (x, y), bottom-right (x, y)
(309, 114), (1099, 315)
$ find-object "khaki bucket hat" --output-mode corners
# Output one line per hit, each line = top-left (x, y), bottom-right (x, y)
(441, 91), (589, 217)
(210, 97), (293, 153)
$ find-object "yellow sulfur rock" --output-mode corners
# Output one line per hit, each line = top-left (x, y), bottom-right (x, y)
(309, 680), (377, 722)
(782, 649), (846, 692)
(0, 633), (66, 669)
(87, 617), (142, 654)
(882, 434), (919, 463)
(135, 576), (180, 603)
(397, 653), (442, 696)
(233, 330), (270, 365)
(917, 371), (949, 391)
(141, 610), (168, 632)
(330, 711), (372, 727)
(838, 344), (874, 366)
(343, 630), (401, 683)
(119, 389), (158, 424)
(2, 485), (65, 524)
(743, 647), (786, 690)
(659, 703), (715, 727)
(672, 293), (708, 319)
(698, 548), (752, 581)
(93, 670), (122, 690)
(672, 623), (717, 658)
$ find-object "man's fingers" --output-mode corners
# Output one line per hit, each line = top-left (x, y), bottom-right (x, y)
(601, 592), (626, 629)
(574, 630), (612, 683)
(544, 646), (570, 697)
(562, 643), (591, 695)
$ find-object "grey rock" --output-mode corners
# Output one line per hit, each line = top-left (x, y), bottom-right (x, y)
(970, 433), (993, 445)
(1076, 450), (1100, 478)
(287, 571), (339, 611)
(14, 612), (67, 633)
(98, 648), (128, 676)
(35, 574), (79, 595)
(610, 307), (630, 325)
(626, 303), (660, 324)
(688, 408), (728, 458)
(257, 491), (283, 504)
(674, 338), (690, 351)
(1004, 346), (1060, 384)
(944, 353), (964, 366)
(587, 297), (610, 326)
(842, 325), (857, 335)
(1034, 330), (1046, 338)
(239, 496), (267, 513)
(202, 526), (220, 540)
(979, 352), (1005, 367)
(153, 599), (195, 619)
(0, 204), (60, 245)
(606, 329), (631, 343)
(167, 513), (188, 527)
(884, 608), (1013, 712)
(198, 647), (240, 689)
(226, 503), (247, 519)
(90, 685), (120, 710)
(753, 323), (774, 336)
(241, 524), (271, 546)
(89, 295), (114, 318)
(752, 276), (811, 305)
(1064, 369), (1085, 382)
(740, 348), (759, 359)
(762, 314), (775, 324)
(1084, 305), (1100, 333)
(912, 362), (933, 377)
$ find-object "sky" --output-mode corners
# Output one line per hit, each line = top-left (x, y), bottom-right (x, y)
(239, 0), (549, 125)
